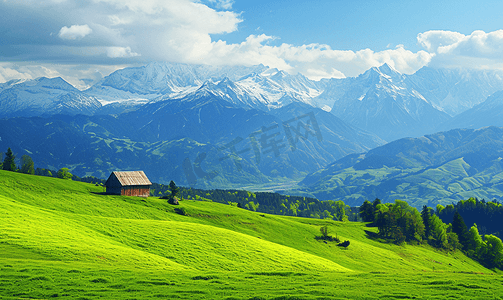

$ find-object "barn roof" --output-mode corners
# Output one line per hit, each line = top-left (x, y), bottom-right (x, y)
(108, 171), (152, 186)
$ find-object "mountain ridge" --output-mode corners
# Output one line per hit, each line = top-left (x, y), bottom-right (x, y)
(294, 126), (503, 208)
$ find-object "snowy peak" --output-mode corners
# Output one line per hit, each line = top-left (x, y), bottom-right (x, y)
(364, 63), (404, 84)
(86, 62), (271, 105)
(0, 77), (101, 118)
(35, 77), (78, 91)
(375, 63), (400, 76)
(5, 77), (79, 93)
(330, 63), (449, 141)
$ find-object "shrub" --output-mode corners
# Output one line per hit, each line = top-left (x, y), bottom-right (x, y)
(338, 240), (350, 249)
(174, 207), (188, 216)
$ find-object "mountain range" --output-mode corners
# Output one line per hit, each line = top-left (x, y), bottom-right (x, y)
(0, 92), (383, 189)
(2, 61), (503, 206)
(3, 62), (503, 140)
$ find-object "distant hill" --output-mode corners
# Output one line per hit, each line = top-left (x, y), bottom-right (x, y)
(294, 126), (503, 208)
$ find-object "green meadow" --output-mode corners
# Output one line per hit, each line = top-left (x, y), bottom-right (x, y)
(0, 170), (502, 299)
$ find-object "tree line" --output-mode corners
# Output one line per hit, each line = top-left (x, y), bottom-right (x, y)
(360, 198), (503, 270)
(150, 182), (358, 221)
(436, 198), (502, 237)
(1, 147), (96, 182)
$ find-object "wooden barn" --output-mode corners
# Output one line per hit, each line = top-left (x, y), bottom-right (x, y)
(105, 171), (152, 197)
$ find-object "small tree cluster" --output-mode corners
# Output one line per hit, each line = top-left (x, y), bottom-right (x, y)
(316, 225), (340, 242)
(364, 198), (503, 270)
(57, 167), (73, 180)
(373, 200), (425, 245)
(446, 212), (503, 269)
(2, 148), (36, 175)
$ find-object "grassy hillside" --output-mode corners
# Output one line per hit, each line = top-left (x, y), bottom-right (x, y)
(1, 170), (502, 299)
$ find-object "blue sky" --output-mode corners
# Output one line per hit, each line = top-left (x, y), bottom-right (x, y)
(1, 0), (503, 88)
(225, 0), (503, 52)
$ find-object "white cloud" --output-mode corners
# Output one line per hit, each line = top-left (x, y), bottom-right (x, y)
(95, 0), (240, 33)
(4, 0), (434, 80)
(58, 24), (93, 40)
(106, 46), (140, 58)
(196, 35), (434, 79)
(417, 30), (465, 52)
(6, 1), (503, 83)
(0, 65), (34, 83)
(417, 30), (503, 70)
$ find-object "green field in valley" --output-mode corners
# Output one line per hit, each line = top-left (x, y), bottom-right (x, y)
(0, 170), (502, 299)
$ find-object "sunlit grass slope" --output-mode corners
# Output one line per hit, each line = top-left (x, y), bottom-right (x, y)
(1, 170), (502, 299)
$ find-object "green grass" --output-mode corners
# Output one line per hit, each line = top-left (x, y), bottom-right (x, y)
(1, 170), (502, 299)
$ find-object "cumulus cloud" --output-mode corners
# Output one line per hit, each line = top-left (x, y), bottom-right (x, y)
(417, 30), (465, 53)
(198, 35), (434, 79)
(417, 30), (503, 69)
(4, 1), (503, 83)
(58, 24), (93, 40)
(106, 46), (140, 58)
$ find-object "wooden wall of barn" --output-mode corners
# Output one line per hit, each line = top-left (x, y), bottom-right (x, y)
(120, 185), (150, 197)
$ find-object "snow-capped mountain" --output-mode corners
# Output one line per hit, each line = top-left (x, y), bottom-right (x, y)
(405, 67), (503, 116)
(145, 65), (328, 111)
(85, 62), (269, 104)
(330, 64), (451, 141)
(0, 77), (101, 118)
(178, 70), (326, 110)
(234, 69), (325, 109)
(3, 61), (503, 142)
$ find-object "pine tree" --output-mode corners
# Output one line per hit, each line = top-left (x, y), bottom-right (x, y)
(452, 211), (469, 249)
(359, 200), (375, 222)
(169, 180), (179, 198)
(2, 148), (16, 171)
(421, 205), (432, 239)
